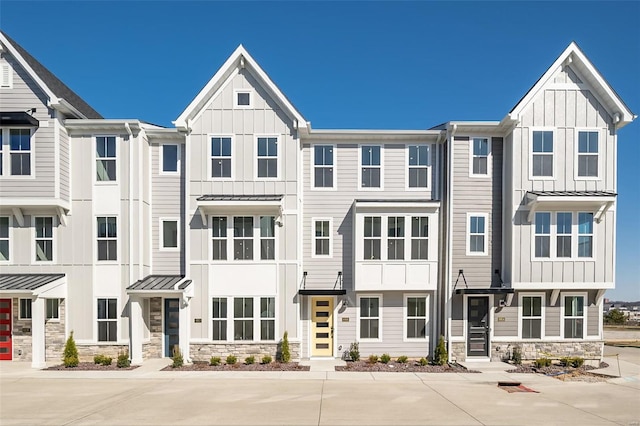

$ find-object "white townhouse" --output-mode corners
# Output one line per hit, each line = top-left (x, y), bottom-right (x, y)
(0, 31), (634, 367)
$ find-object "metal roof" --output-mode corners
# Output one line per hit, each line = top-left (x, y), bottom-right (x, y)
(127, 275), (186, 291)
(0, 274), (65, 291)
(197, 194), (283, 202)
(0, 111), (40, 126)
(528, 191), (617, 197)
(355, 199), (437, 204)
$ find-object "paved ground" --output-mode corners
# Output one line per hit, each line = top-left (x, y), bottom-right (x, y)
(1, 349), (639, 426)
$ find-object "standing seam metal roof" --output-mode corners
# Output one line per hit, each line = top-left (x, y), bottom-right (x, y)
(0, 274), (65, 291)
(127, 275), (187, 291)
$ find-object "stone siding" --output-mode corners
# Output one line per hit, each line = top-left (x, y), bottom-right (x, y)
(12, 298), (32, 361)
(143, 297), (163, 359)
(45, 299), (65, 362)
(190, 342), (301, 362)
(491, 341), (604, 362)
(76, 345), (129, 362)
(450, 342), (466, 362)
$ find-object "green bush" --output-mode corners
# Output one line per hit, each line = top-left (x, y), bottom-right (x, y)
(559, 357), (572, 367)
(94, 354), (105, 364)
(534, 357), (552, 368)
(397, 355), (408, 364)
(226, 355), (237, 365)
(117, 351), (131, 368)
(571, 357), (584, 368)
(419, 357), (428, 366)
(380, 353), (391, 364)
(245, 355), (255, 365)
(62, 331), (79, 368)
(279, 331), (291, 363)
(261, 355), (272, 364)
(210, 356), (221, 366)
(349, 342), (360, 361)
(433, 335), (448, 366)
(511, 345), (522, 365)
(171, 346), (184, 368)
(368, 354), (379, 364)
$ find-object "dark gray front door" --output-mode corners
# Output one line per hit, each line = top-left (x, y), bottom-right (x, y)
(164, 299), (179, 357)
(467, 297), (489, 357)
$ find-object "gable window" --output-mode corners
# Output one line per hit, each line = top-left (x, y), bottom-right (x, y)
(411, 217), (428, 260)
(578, 213), (593, 258)
(359, 297), (380, 340)
(408, 144), (429, 188)
(233, 217), (253, 260)
(556, 212), (572, 258)
(260, 297), (275, 341)
(313, 145), (334, 188)
(387, 216), (404, 260)
(534, 212), (551, 258)
(19, 298), (31, 319)
(97, 298), (117, 342)
(532, 130), (553, 177)
(211, 216), (228, 260)
(0, 216), (9, 261)
(563, 295), (584, 339)
(96, 136), (116, 181)
(1, 64), (13, 88)
(46, 298), (59, 320)
(234, 297), (253, 340)
(35, 216), (53, 262)
(97, 217), (117, 261)
(313, 219), (331, 257)
(260, 216), (275, 260)
(521, 295), (542, 339)
(361, 145), (381, 188)
(577, 131), (598, 177)
(211, 137), (232, 178)
(212, 298), (227, 341)
(364, 216), (381, 260)
(234, 90), (252, 108)
(470, 138), (490, 176)
(406, 296), (427, 339)
(467, 214), (487, 255)
(257, 137), (277, 178)
(161, 144), (179, 173)
(161, 219), (178, 249)
(10, 129), (31, 176)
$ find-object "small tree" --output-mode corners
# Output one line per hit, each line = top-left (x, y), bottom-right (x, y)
(279, 331), (291, 363)
(348, 342), (360, 361)
(605, 309), (626, 325)
(171, 346), (184, 368)
(511, 345), (522, 365)
(62, 331), (79, 367)
(433, 335), (448, 366)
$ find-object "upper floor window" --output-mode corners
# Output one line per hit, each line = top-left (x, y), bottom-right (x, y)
(97, 217), (117, 261)
(257, 137), (277, 178)
(212, 216), (227, 260)
(411, 217), (429, 260)
(533, 212), (593, 259)
(470, 138), (490, 176)
(34, 216), (53, 262)
(161, 144), (179, 174)
(361, 145), (381, 188)
(0, 216), (9, 261)
(313, 219), (331, 257)
(161, 219), (179, 249)
(96, 136), (116, 181)
(387, 216), (405, 260)
(259, 216), (275, 260)
(534, 212), (551, 258)
(211, 137), (232, 178)
(467, 214), (487, 255)
(234, 90), (252, 108)
(313, 145), (334, 188)
(10, 129), (31, 176)
(1, 64), (13, 88)
(577, 131), (598, 178)
(97, 298), (117, 342)
(233, 217), (253, 260)
(531, 130), (553, 178)
(556, 212), (572, 258)
(578, 213), (593, 258)
(364, 216), (381, 260)
(408, 144), (429, 188)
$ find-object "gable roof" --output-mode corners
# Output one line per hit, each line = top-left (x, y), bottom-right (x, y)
(174, 45), (306, 131)
(0, 31), (102, 119)
(506, 42), (635, 129)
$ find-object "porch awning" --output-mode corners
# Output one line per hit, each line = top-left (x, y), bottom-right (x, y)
(0, 111), (39, 126)
(127, 275), (192, 293)
(454, 288), (515, 295)
(525, 191), (616, 223)
(298, 289), (347, 296)
(196, 194), (283, 225)
(0, 274), (66, 297)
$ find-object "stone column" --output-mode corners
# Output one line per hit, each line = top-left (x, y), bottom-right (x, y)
(31, 297), (45, 368)
(129, 296), (144, 365)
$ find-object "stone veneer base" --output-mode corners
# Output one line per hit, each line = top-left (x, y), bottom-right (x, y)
(450, 340), (604, 362)
(190, 342), (301, 363)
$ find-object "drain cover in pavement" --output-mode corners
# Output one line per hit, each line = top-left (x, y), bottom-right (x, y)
(497, 381), (539, 393)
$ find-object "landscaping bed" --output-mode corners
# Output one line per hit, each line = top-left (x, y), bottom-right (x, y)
(507, 362), (609, 382)
(46, 362), (139, 371)
(335, 361), (477, 373)
(162, 361), (309, 371)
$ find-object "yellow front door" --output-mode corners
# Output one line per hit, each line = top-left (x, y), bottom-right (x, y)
(311, 297), (334, 357)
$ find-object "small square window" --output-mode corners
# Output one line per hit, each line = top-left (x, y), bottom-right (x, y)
(235, 91), (252, 108)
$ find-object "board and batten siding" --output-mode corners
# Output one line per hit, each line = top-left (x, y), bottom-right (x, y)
(58, 118), (70, 201)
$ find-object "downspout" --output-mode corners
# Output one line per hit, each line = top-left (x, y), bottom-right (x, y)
(446, 124), (456, 362)
(124, 122), (134, 355)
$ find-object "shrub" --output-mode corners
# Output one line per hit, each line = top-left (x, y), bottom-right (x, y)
(571, 357), (584, 368)
(534, 357), (551, 368)
(433, 335), (448, 366)
(117, 350), (131, 368)
(210, 356), (221, 366)
(94, 354), (105, 364)
(380, 353), (391, 364)
(62, 331), (79, 368)
(226, 355), (237, 365)
(245, 355), (255, 365)
(261, 355), (272, 364)
(279, 331), (291, 363)
(171, 346), (184, 368)
(397, 355), (408, 364)
(559, 357), (572, 367)
(419, 357), (428, 366)
(368, 354), (379, 364)
(348, 342), (360, 361)
(511, 345), (522, 365)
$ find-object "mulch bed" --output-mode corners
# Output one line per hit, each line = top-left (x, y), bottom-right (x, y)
(507, 362), (610, 382)
(335, 361), (478, 373)
(45, 362), (139, 371)
(162, 362), (310, 371)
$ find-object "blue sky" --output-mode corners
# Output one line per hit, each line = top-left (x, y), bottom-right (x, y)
(2, 1), (639, 300)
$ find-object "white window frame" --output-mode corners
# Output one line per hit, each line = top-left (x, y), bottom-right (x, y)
(529, 128), (555, 180)
(159, 218), (180, 251)
(97, 297), (118, 342)
(210, 215), (278, 263)
(556, 212), (573, 259)
(259, 296), (276, 341)
(406, 144), (431, 190)
(410, 216), (429, 260)
(357, 294), (382, 342)
(577, 212), (594, 259)
(1, 64), (13, 88)
(0, 215), (11, 263)
(2, 128), (35, 179)
(259, 216), (275, 260)
(210, 216), (229, 261)
(358, 144), (383, 190)
(403, 294), (428, 342)
(212, 297), (228, 342)
(560, 292), (587, 340)
(19, 298), (32, 320)
(96, 216), (118, 262)
(356, 214), (434, 262)
(95, 135), (117, 183)
(311, 217), (333, 258)
(32, 215), (55, 264)
(531, 211), (596, 261)
(233, 296), (254, 341)
(387, 216), (405, 261)
(159, 143), (180, 175)
(255, 135), (279, 180)
(234, 89), (253, 109)
(363, 216), (382, 260)
(575, 129), (600, 181)
(466, 213), (488, 256)
(311, 144), (336, 190)
(469, 137), (492, 178)
(518, 293), (545, 340)
(46, 298), (60, 321)
(209, 135), (233, 180)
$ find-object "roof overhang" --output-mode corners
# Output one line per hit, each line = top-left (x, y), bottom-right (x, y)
(525, 191), (616, 223)
(0, 111), (39, 126)
(196, 195), (283, 225)
(0, 274), (67, 298)
(126, 275), (193, 299)
(304, 129), (443, 142)
(0, 199), (71, 226)
(354, 199), (440, 213)
(454, 288), (514, 295)
(298, 289), (347, 296)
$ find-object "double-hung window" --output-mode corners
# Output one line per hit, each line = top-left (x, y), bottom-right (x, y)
(260, 216), (275, 260)
(234, 297), (253, 340)
(212, 298), (227, 341)
(556, 212), (572, 258)
(10, 129), (31, 176)
(96, 136), (116, 181)
(411, 217), (428, 260)
(212, 217), (228, 260)
(211, 137), (232, 178)
(35, 216), (53, 262)
(162, 144), (179, 173)
(0, 216), (9, 261)
(361, 145), (381, 188)
(387, 216), (404, 260)
(521, 295), (542, 339)
(46, 299), (59, 320)
(532, 130), (553, 177)
(233, 217), (253, 260)
(97, 217), (117, 261)
(313, 219), (331, 257)
(467, 214), (487, 255)
(313, 145), (334, 188)
(534, 212), (593, 259)
(470, 138), (489, 176)
(534, 212), (551, 258)
(578, 213), (593, 258)
(406, 296), (427, 339)
(359, 297), (380, 339)
(260, 297), (275, 341)
(257, 137), (277, 178)
(563, 295), (584, 339)
(408, 144), (429, 188)
(363, 216), (381, 260)
(97, 298), (117, 342)
(577, 131), (598, 178)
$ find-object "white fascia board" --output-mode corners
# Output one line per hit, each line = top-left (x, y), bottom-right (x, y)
(354, 200), (441, 211)
(0, 198), (71, 212)
(527, 194), (616, 205)
(64, 119), (142, 132)
(306, 129), (442, 142)
(34, 277), (67, 298)
(512, 282), (614, 290)
(197, 199), (281, 211)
